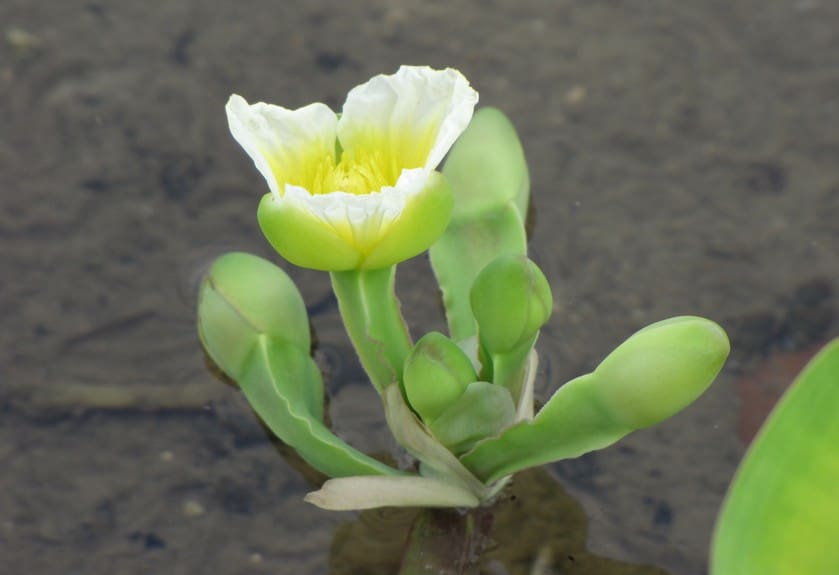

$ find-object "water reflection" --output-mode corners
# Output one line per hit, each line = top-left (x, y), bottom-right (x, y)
(329, 467), (669, 575)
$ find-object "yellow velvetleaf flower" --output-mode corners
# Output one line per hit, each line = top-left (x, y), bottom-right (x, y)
(226, 66), (478, 271)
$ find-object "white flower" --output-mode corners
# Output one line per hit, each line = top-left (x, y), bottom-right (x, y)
(226, 65), (478, 270)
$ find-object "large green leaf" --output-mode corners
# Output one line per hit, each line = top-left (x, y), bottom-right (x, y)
(198, 252), (399, 479)
(238, 338), (401, 478)
(460, 373), (630, 483)
(711, 338), (839, 574)
(430, 108), (530, 342)
(430, 204), (526, 342)
(441, 107), (529, 221)
(198, 251), (310, 381)
(461, 317), (729, 483)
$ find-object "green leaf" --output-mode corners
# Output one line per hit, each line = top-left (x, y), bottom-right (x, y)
(197, 252), (310, 381)
(239, 337), (400, 478)
(592, 316), (730, 429)
(460, 373), (630, 483)
(198, 251), (398, 479)
(430, 204), (526, 342)
(711, 338), (839, 575)
(429, 381), (516, 454)
(461, 317), (729, 483)
(442, 107), (529, 221)
(383, 385), (491, 501)
(430, 107), (530, 342)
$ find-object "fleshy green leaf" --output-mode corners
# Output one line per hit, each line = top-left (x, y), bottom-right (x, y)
(304, 475), (480, 510)
(238, 337), (400, 478)
(197, 252), (310, 381)
(442, 107), (529, 221)
(382, 385), (490, 501)
(430, 107), (530, 342)
(198, 252), (398, 479)
(460, 373), (630, 483)
(461, 317), (729, 483)
(429, 381), (516, 454)
(592, 316), (730, 429)
(430, 204), (526, 341)
(711, 338), (839, 575)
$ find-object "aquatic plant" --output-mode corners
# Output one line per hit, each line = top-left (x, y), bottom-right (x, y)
(197, 65), (729, 511)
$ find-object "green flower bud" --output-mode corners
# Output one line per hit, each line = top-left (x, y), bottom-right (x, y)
(593, 316), (730, 428)
(403, 332), (478, 423)
(470, 255), (553, 354)
(197, 252), (310, 381)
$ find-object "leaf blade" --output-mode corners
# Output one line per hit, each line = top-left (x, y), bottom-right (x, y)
(711, 338), (839, 575)
(305, 475), (480, 510)
(239, 338), (401, 479)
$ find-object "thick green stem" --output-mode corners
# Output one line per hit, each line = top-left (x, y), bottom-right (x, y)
(330, 267), (413, 394)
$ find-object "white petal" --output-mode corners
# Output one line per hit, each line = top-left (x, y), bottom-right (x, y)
(338, 66), (478, 173)
(226, 95), (337, 198)
(304, 475), (480, 510)
(282, 167), (431, 250)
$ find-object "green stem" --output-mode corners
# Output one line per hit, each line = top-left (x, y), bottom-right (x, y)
(491, 333), (538, 404)
(330, 267), (413, 394)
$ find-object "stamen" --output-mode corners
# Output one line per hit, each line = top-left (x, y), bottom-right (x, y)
(317, 148), (396, 196)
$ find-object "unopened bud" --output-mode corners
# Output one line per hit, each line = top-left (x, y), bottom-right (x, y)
(403, 332), (478, 423)
(470, 255), (552, 354)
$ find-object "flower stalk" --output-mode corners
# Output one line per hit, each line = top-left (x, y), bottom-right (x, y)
(330, 266), (413, 394)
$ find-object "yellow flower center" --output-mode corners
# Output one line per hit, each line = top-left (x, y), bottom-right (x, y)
(310, 148), (397, 196)
(273, 123), (440, 197)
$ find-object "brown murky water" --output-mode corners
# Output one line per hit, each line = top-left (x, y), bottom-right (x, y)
(2, 1), (837, 573)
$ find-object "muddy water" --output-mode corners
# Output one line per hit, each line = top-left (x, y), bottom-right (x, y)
(2, 1), (837, 573)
